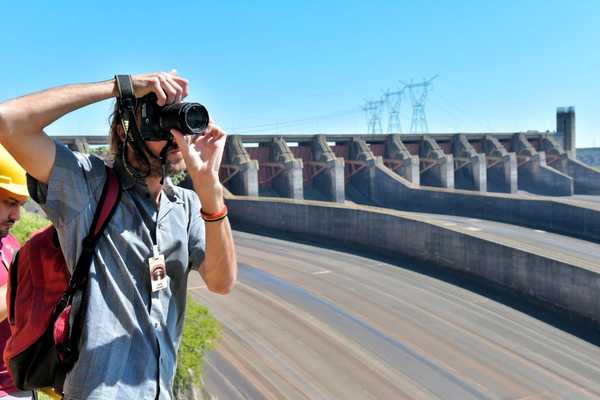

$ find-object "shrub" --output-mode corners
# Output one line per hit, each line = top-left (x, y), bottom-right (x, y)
(89, 145), (110, 159)
(171, 171), (187, 186)
(173, 296), (221, 397)
(12, 209), (50, 244)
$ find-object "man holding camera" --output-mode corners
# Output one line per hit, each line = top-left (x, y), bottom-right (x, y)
(0, 72), (237, 399)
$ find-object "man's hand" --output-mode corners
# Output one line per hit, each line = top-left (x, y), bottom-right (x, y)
(171, 124), (227, 213)
(130, 71), (189, 106)
(172, 123), (236, 294)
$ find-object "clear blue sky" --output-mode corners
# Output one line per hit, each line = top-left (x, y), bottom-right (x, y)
(1, 1), (599, 147)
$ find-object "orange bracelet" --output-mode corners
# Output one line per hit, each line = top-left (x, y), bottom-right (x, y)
(201, 205), (228, 222)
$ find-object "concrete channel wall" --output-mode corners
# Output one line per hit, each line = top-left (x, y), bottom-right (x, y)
(577, 147), (600, 166)
(562, 158), (600, 195)
(369, 164), (600, 243)
(227, 196), (600, 326)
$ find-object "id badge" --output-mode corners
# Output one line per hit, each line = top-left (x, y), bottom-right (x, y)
(149, 245), (168, 292)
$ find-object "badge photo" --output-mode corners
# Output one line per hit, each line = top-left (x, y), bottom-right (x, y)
(149, 252), (168, 292)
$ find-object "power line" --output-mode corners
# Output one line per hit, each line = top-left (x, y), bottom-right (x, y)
(231, 107), (362, 134)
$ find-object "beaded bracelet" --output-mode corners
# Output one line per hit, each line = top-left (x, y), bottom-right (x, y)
(201, 205), (228, 222)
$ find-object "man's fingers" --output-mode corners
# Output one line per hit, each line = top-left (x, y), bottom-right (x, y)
(213, 129), (226, 142)
(131, 71), (190, 103)
(159, 75), (178, 105)
(171, 76), (189, 99)
(170, 129), (188, 156)
(151, 78), (168, 106)
(160, 72), (187, 105)
(168, 80), (184, 104)
(163, 73), (185, 103)
(205, 125), (226, 144)
(193, 133), (210, 148)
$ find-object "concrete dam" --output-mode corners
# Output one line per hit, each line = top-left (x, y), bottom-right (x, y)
(218, 108), (597, 200)
(58, 108), (599, 202)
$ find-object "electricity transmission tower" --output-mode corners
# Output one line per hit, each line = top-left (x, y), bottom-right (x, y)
(400, 75), (438, 133)
(383, 88), (406, 133)
(363, 99), (385, 134)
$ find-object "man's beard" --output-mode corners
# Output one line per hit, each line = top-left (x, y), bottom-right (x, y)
(122, 145), (186, 179)
(0, 220), (14, 239)
(147, 157), (185, 179)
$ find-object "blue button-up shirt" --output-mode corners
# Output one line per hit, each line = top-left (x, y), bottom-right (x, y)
(28, 141), (205, 400)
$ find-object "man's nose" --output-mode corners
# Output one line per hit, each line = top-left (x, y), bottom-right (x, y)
(10, 206), (21, 222)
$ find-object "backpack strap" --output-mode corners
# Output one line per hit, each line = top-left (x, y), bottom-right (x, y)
(67, 165), (121, 293)
(51, 165), (121, 392)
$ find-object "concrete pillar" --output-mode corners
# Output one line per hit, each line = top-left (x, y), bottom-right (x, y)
(540, 134), (568, 169)
(270, 137), (303, 199)
(223, 135), (259, 196)
(541, 134), (600, 194)
(451, 134), (487, 192)
(512, 133), (573, 196)
(384, 135), (420, 185)
(346, 139), (386, 203)
(419, 136), (454, 189)
(482, 135), (518, 193)
(310, 135), (345, 202)
(557, 107), (576, 159)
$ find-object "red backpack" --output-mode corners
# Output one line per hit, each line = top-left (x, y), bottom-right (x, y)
(3, 166), (120, 393)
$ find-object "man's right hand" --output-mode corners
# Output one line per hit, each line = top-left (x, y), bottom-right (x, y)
(130, 71), (190, 106)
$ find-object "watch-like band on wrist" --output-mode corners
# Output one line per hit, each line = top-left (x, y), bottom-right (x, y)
(201, 205), (228, 222)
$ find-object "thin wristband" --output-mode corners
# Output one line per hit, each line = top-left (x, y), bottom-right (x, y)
(201, 205), (228, 221)
(203, 214), (228, 223)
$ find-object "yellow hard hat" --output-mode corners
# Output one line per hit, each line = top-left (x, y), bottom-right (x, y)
(0, 144), (28, 199)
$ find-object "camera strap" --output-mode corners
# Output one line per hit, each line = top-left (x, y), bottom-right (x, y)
(115, 75), (135, 110)
(114, 75), (161, 179)
(115, 75), (141, 143)
(115, 75), (139, 141)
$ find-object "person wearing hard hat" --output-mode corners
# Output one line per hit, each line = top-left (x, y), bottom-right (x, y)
(0, 145), (33, 400)
(0, 145), (28, 241)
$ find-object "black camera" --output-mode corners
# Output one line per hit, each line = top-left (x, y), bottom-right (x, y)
(138, 93), (209, 141)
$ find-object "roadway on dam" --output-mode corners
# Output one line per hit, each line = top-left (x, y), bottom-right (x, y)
(190, 229), (600, 400)
(406, 212), (599, 266)
(572, 194), (600, 206)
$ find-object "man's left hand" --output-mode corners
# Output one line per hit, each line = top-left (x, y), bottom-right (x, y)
(171, 125), (227, 212)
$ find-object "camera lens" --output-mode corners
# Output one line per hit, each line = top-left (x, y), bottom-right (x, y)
(160, 102), (209, 135)
(185, 104), (209, 132)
